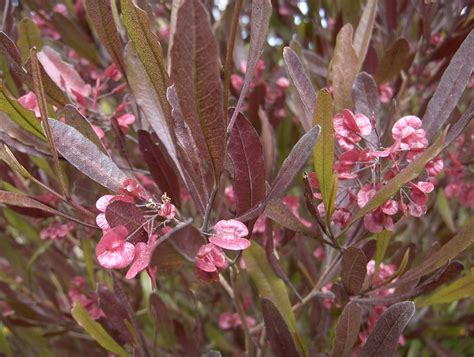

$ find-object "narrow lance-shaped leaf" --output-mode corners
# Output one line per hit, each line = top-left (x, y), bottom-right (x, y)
(359, 301), (415, 357)
(85, 0), (126, 75)
(330, 24), (359, 113)
(331, 302), (362, 357)
(346, 128), (446, 230)
(374, 230), (391, 282)
(435, 189), (455, 233)
(17, 18), (42, 62)
(227, 0), (272, 133)
(121, 0), (172, 128)
(313, 89), (335, 217)
(341, 247), (367, 295)
(353, 72), (380, 122)
(0, 83), (45, 139)
(261, 298), (300, 357)
(48, 119), (128, 192)
(374, 38), (410, 85)
(228, 112), (265, 215)
(283, 47), (316, 131)
(0, 190), (97, 228)
(71, 302), (128, 357)
(237, 125), (320, 222)
(353, 0), (377, 69)
(416, 269), (474, 307)
(265, 200), (314, 236)
(422, 31), (474, 141)
(171, 0), (226, 178)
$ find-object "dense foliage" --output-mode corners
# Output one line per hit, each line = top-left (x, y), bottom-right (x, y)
(0, 0), (472, 355)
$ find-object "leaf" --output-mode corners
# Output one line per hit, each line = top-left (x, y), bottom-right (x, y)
(105, 200), (147, 244)
(150, 293), (176, 347)
(259, 107), (276, 180)
(416, 269), (474, 307)
(422, 31), (474, 141)
(50, 13), (99, 65)
(71, 302), (128, 357)
(167, 85), (208, 214)
(415, 261), (464, 296)
(138, 130), (181, 207)
(48, 118), (128, 192)
(121, 0), (171, 128)
(401, 220), (474, 284)
(0, 190), (96, 228)
(63, 105), (107, 154)
(0, 31), (22, 65)
(228, 0), (272, 132)
(353, 0), (377, 68)
(331, 302), (362, 357)
(341, 247), (368, 295)
(124, 42), (177, 165)
(243, 242), (298, 334)
(0, 83), (45, 139)
(312, 89), (335, 217)
(228, 112), (265, 215)
(347, 129), (446, 229)
(261, 298), (300, 357)
(374, 38), (410, 85)
(37, 46), (91, 97)
(237, 125), (321, 222)
(353, 72), (380, 120)
(17, 18), (42, 62)
(445, 99), (474, 147)
(265, 200), (314, 236)
(330, 24), (359, 113)
(85, 0), (126, 75)
(170, 0), (226, 178)
(359, 301), (415, 357)
(374, 230), (391, 281)
(98, 287), (134, 344)
(283, 47), (316, 131)
(435, 189), (455, 233)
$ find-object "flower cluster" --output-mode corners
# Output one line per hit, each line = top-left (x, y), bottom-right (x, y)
(311, 110), (443, 233)
(194, 219), (250, 283)
(94, 179), (176, 280)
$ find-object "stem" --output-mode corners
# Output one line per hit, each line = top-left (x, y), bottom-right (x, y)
(223, 0), (243, 116)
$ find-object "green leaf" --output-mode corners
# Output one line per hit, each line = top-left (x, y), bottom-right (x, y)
(17, 18), (42, 62)
(374, 230), (391, 282)
(0, 83), (46, 139)
(71, 302), (128, 356)
(243, 242), (303, 350)
(374, 38), (410, 85)
(416, 269), (474, 307)
(353, 0), (377, 69)
(82, 237), (96, 288)
(436, 189), (456, 233)
(329, 24), (359, 113)
(312, 89), (335, 217)
(347, 129), (446, 230)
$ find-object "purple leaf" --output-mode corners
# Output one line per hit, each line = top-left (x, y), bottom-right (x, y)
(171, 0), (225, 179)
(48, 118), (127, 192)
(422, 31), (474, 141)
(150, 293), (176, 346)
(353, 72), (380, 122)
(359, 301), (415, 357)
(445, 99), (474, 147)
(227, 0), (272, 133)
(138, 130), (181, 207)
(105, 200), (147, 244)
(227, 111), (265, 215)
(374, 38), (410, 85)
(265, 200), (313, 236)
(341, 247), (368, 295)
(261, 298), (300, 357)
(283, 47), (316, 131)
(331, 302), (362, 357)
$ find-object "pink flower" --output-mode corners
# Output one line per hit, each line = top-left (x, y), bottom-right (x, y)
(276, 77), (290, 88)
(68, 277), (104, 320)
(334, 110), (372, 150)
(209, 220), (250, 250)
(334, 149), (359, 179)
(391, 116), (428, 152)
(313, 247), (326, 261)
(158, 202), (176, 220)
(321, 283), (333, 309)
(357, 184), (377, 208)
(231, 74), (243, 92)
(40, 221), (75, 240)
(364, 211), (394, 233)
(218, 312), (256, 330)
(95, 194), (134, 230)
(195, 243), (228, 273)
(357, 185), (398, 233)
(116, 113), (135, 132)
(224, 186), (236, 207)
(378, 83), (394, 104)
(120, 178), (148, 200)
(103, 63), (122, 82)
(95, 225), (135, 269)
(425, 155), (444, 177)
(18, 92), (41, 117)
(125, 234), (158, 279)
(252, 215), (266, 234)
(92, 125), (105, 139)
